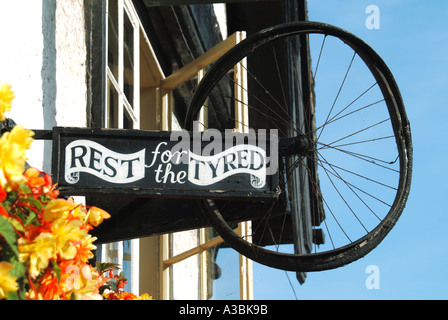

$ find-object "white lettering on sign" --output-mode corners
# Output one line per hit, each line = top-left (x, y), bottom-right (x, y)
(188, 144), (266, 188)
(65, 140), (146, 184)
(64, 139), (269, 189)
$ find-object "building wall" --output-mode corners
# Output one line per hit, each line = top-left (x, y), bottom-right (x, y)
(0, 0), (229, 299)
(0, 0), (87, 173)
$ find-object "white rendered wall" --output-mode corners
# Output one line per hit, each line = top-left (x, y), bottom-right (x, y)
(0, 1), (231, 300)
(0, 0), (87, 173)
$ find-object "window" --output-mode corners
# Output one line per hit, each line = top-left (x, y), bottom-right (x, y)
(97, 0), (141, 294)
(157, 31), (253, 300)
(105, 0), (139, 130)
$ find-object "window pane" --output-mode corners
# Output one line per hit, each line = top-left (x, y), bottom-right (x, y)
(123, 11), (134, 107)
(107, 0), (119, 80)
(122, 240), (132, 292)
(123, 109), (133, 129)
(171, 230), (200, 300)
(108, 79), (119, 128)
(210, 248), (240, 299)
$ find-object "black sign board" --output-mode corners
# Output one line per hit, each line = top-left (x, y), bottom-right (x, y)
(52, 127), (279, 200)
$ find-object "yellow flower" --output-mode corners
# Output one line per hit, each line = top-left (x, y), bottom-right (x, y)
(18, 233), (55, 278)
(0, 83), (14, 121)
(19, 218), (88, 279)
(6, 125), (34, 150)
(50, 218), (87, 260)
(0, 125), (34, 191)
(0, 262), (18, 299)
(43, 198), (86, 222)
(138, 293), (153, 300)
(85, 206), (111, 227)
(43, 199), (73, 222)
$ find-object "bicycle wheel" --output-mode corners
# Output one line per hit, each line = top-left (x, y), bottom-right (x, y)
(185, 22), (412, 272)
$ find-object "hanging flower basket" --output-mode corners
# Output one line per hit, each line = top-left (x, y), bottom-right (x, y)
(0, 83), (151, 300)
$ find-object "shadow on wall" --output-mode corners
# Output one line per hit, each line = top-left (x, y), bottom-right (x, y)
(41, 0), (57, 173)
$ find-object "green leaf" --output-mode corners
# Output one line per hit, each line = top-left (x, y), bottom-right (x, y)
(0, 215), (26, 296)
(118, 271), (127, 282)
(95, 262), (121, 274)
(25, 211), (38, 225)
(107, 280), (118, 292)
(51, 260), (61, 283)
(1, 238), (26, 279)
(7, 217), (25, 233)
(0, 215), (19, 258)
(8, 256), (26, 279)
(7, 290), (19, 300)
(1, 230), (27, 299)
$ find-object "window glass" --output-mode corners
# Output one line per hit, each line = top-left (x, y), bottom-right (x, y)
(107, 0), (119, 80)
(123, 109), (133, 129)
(210, 248), (240, 299)
(122, 240), (132, 292)
(123, 10), (134, 108)
(107, 78), (119, 128)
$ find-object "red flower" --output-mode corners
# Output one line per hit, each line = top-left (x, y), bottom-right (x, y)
(24, 168), (59, 199)
(118, 280), (126, 289)
(0, 205), (8, 217)
(0, 187), (6, 203)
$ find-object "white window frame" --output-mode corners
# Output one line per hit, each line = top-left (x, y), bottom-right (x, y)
(104, 0), (140, 130)
(99, 0), (141, 295)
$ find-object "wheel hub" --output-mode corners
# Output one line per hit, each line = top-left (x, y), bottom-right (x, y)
(279, 135), (313, 157)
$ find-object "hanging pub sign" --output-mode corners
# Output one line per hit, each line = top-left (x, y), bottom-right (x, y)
(51, 127), (280, 200)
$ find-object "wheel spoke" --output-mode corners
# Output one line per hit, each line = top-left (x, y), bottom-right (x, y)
(316, 157), (398, 191)
(323, 118), (390, 148)
(187, 22), (411, 272)
(318, 144), (400, 172)
(317, 150), (384, 222)
(317, 51), (357, 141)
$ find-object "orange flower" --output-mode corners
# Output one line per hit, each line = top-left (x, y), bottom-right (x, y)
(42, 172), (59, 199)
(24, 167), (60, 199)
(75, 234), (97, 263)
(118, 292), (138, 300)
(34, 269), (64, 300)
(25, 167), (45, 187)
(103, 291), (138, 300)
(24, 167), (45, 197)
(0, 83), (14, 121)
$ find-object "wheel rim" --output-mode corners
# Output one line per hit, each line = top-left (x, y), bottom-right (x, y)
(186, 22), (412, 272)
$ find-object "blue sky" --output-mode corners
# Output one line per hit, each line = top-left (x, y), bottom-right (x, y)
(212, 1), (448, 300)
